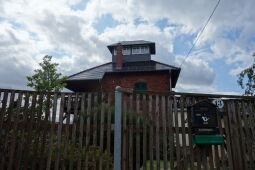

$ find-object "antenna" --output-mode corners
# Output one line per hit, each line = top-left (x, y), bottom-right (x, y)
(180, 0), (221, 67)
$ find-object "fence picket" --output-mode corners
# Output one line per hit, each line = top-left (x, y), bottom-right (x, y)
(155, 95), (160, 170)
(167, 96), (175, 170)
(69, 93), (80, 170)
(161, 95), (168, 170)
(7, 92), (22, 170)
(148, 94), (154, 170)
(223, 101), (234, 170)
(0, 91), (9, 170)
(106, 93), (112, 170)
(135, 94), (141, 170)
(54, 93), (65, 170)
(85, 93), (92, 169)
(122, 94), (127, 170)
(173, 96), (181, 170)
(142, 94), (147, 170)
(128, 94), (134, 170)
(15, 92), (30, 170)
(99, 93), (106, 170)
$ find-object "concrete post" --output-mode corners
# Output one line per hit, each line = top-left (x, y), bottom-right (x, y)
(114, 86), (122, 170)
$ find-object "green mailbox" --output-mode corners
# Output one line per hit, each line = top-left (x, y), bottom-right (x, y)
(187, 101), (224, 144)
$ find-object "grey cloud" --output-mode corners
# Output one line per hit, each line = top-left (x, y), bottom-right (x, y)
(178, 58), (215, 86)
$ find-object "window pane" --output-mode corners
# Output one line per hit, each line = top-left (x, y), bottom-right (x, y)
(134, 82), (147, 90)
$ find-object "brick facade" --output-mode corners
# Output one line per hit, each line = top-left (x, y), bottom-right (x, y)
(96, 70), (171, 92)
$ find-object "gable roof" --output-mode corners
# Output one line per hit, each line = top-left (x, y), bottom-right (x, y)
(67, 60), (181, 88)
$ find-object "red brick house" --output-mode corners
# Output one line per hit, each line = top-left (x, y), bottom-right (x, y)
(65, 40), (181, 92)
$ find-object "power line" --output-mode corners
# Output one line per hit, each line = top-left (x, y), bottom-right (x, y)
(180, 0), (221, 67)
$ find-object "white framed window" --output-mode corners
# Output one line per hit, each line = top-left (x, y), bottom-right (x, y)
(123, 47), (131, 55)
(113, 47), (131, 55)
(132, 46), (149, 54)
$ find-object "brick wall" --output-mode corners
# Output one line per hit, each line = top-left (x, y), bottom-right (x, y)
(101, 71), (171, 92)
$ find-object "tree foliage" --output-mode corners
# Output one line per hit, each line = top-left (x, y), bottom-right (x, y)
(27, 55), (67, 92)
(237, 53), (255, 96)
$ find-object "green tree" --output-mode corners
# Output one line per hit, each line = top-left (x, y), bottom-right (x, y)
(27, 55), (67, 92)
(237, 53), (255, 95)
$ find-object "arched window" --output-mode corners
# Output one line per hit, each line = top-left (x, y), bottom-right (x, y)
(134, 82), (147, 91)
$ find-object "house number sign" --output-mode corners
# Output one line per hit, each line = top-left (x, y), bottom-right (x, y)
(212, 99), (224, 109)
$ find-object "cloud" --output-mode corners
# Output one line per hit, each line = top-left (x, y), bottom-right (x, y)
(0, 0), (254, 94)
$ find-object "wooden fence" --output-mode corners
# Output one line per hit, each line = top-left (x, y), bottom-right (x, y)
(120, 89), (255, 170)
(0, 89), (114, 170)
(1, 88), (255, 170)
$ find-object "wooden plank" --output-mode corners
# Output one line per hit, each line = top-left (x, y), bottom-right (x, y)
(155, 95), (160, 170)
(229, 101), (243, 170)
(46, 93), (58, 170)
(217, 114), (226, 170)
(235, 101), (247, 170)
(38, 93), (51, 170)
(128, 94), (134, 170)
(148, 94), (154, 170)
(93, 93), (98, 146)
(242, 101), (254, 169)
(85, 93), (92, 169)
(207, 145), (214, 169)
(213, 145), (220, 169)
(77, 93), (85, 170)
(106, 93), (112, 170)
(31, 93), (44, 170)
(15, 92), (30, 170)
(69, 93), (80, 170)
(0, 91), (8, 170)
(173, 96), (181, 170)
(62, 94), (72, 170)
(135, 94), (141, 170)
(0, 91), (8, 129)
(167, 96), (175, 170)
(54, 93), (65, 170)
(122, 94), (127, 170)
(99, 93), (106, 170)
(7, 92), (22, 170)
(180, 97), (187, 169)
(247, 101), (255, 169)
(186, 97), (194, 170)
(216, 115), (222, 169)
(142, 94), (147, 170)
(224, 101), (234, 170)
(161, 95), (168, 170)
(23, 93), (38, 170)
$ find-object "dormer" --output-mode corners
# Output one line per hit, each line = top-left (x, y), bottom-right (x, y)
(107, 40), (156, 63)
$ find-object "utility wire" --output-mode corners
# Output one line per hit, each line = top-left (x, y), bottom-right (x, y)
(180, 0), (221, 67)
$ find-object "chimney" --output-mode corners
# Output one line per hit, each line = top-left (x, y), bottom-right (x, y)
(116, 43), (123, 69)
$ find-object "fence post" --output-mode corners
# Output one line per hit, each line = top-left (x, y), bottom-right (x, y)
(114, 86), (122, 170)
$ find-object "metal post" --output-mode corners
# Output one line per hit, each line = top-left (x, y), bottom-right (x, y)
(114, 86), (122, 170)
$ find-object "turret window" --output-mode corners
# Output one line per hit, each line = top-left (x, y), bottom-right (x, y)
(132, 46), (149, 54)
(123, 47), (131, 55)
(113, 47), (131, 55)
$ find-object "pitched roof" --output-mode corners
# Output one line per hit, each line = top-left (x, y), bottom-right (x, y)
(67, 60), (181, 88)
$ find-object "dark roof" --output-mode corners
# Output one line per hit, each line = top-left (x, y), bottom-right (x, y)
(67, 60), (181, 88)
(107, 40), (156, 54)
(108, 40), (154, 46)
